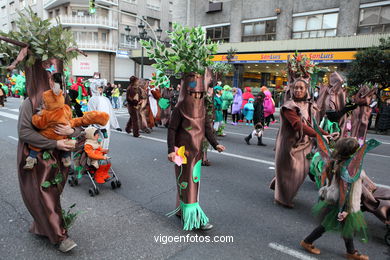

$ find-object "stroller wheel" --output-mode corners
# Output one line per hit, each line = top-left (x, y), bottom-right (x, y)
(111, 181), (117, 189)
(116, 180), (122, 188)
(94, 187), (100, 195)
(74, 178), (79, 186)
(89, 188), (95, 197)
(68, 179), (74, 186)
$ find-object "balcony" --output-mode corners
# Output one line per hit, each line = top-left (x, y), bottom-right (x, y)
(77, 41), (117, 53)
(54, 15), (118, 30)
(44, 0), (118, 9)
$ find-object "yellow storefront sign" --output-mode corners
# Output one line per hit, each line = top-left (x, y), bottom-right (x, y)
(212, 51), (357, 63)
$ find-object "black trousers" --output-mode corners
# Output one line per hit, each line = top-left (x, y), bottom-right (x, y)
(304, 225), (355, 254)
(232, 113), (239, 123)
(265, 114), (275, 126)
(223, 110), (228, 122)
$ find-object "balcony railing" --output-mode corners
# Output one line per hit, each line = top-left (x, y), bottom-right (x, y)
(54, 15), (118, 29)
(77, 41), (117, 53)
(44, 0), (118, 9)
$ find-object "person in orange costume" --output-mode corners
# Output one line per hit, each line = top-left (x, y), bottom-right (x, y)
(24, 69), (110, 170)
(84, 126), (110, 184)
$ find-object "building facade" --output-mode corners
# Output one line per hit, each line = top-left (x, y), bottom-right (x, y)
(0, 0), (173, 84)
(172, 0), (390, 95)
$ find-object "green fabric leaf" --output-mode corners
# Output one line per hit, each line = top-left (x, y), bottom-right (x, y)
(41, 181), (51, 188)
(54, 173), (63, 184)
(51, 163), (58, 168)
(42, 151), (51, 160)
(192, 160), (202, 183)
(158, 98), (170, 110)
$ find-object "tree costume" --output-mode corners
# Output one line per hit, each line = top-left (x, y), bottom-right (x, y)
(167, 73), (220, 230)
(0, 10), (86, 248)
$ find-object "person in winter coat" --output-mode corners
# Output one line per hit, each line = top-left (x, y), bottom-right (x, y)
(241, 87), (254, 121)
(231, 88), (242, 125)
(244, 92), (266, 146)
(243, 98), (255, 125)
(221, 85), (233, 123)
(213, 86), (224, 136)
(263, 89), (276, 128)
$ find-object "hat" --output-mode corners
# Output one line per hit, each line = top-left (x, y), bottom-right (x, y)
(248, 98), (254, 102)
(214, 86), (223, 91)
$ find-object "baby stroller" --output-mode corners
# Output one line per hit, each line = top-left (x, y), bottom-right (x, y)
(68, 128), (122, 197)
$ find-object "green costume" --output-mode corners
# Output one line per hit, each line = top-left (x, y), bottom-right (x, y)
(221, 85), (233, 111)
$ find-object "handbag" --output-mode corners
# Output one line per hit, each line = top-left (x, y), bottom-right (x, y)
(318, 175), (339, 204)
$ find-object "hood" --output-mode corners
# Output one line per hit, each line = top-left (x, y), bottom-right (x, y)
(245, 87), (251, 92)
(264, 90), (272, 97)
(223, 85), (231, 91)
(42, 88), (65, 110)
(329, 72), (344, 91)
(85, 126), (98, 140)
(235, 88), (242, 97)
(177, 73), (205, 118)
(248, 98), (254, 102)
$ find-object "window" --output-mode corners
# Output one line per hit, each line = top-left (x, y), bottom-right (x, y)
(48, 11), (53, 18)
(169, 1), (173, 14)
(358, 5), (390, 34)
(120, 33), (138, 49)
(123, 0), (137, 3)
(101, 32), (107, 42)
(9, 2), (15, 13)
(11, 21), (16, 30)
(146, 17), (160, 31)
(242, 19), (276, 41)
(206, 25), (230, 42)
(292, 13), (338, 39)
(121, 12), (136, 26)
(72, 9), (91, 17)
(55, 9), (60, 16)
(146, 0), (161, 11)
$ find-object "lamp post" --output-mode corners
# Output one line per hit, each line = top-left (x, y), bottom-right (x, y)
(125, 20), (164, 78)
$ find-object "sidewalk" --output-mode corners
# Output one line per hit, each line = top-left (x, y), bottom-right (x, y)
(0, 138), (186, 259)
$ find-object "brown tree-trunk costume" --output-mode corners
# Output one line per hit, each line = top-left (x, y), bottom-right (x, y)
(160, 87), (174, 126)
(138, 79), (152, 131)
(125, 81), (142, 137)
(270, 78), (323, 208)
(167, 73), (219, 230)
(316, 72), (348, 136)
(0, 35), (85, 244)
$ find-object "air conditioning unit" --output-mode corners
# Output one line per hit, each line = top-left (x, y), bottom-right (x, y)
(207, 2), (223, 13)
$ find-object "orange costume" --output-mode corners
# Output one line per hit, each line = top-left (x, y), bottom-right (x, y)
(84, 126), (110, 183)
(31, 87), (110, 145)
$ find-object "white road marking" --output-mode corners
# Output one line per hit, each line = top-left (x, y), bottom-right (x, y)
(6, 108), (19, 112)
(0, 111), (19, 120)
(225, 131), (276, 141)
(268, 242), (318, 260)
(268, 166), (275, 170)
(8, 136), (18, 141)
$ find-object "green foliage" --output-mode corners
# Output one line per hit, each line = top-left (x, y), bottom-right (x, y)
(310, 66), (330, 89)
(62, 203), (80, 230)
(0, 7), (78, 69)
(211, 62), (233, 75)
(43, 151), (51, 160)
(140, 23), (218, 78)
(348, 37), (390, 90)
(150, 70), (170, 88)
(41, 173), (63, 188)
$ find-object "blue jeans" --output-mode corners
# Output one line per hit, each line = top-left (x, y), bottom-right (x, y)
(112, 97), (119, 109)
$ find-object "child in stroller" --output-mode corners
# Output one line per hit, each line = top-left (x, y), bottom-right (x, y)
(69, 126), (121, 196)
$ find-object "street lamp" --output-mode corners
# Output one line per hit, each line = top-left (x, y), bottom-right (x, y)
(125, 18), (165, 78)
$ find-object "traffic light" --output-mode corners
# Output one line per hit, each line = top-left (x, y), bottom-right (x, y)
(89, 0), (96, 14)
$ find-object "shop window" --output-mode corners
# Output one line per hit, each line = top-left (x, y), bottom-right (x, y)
(242, 20), (276, 42)
(120, 33), (138, 49)
(358, 5), (390, 34)
(206, 25), (230, 43)
(292, 12), (338, 39)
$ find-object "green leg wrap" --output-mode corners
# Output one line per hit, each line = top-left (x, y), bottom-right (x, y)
(180, 201), (209, 231)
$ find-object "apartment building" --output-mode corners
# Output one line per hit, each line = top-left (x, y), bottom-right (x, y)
(0, 0), (172, 84)
(172, 0), (390, 91)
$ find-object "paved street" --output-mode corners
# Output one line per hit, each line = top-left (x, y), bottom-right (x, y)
(0, 97), (389, 260)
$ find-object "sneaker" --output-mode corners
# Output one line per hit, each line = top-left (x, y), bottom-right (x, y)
(245, 123), (249, 126)
(58, 238), (77, 253)
(200, 223), (213, 231)
(300, 240), (320, 255)
(346, 250), (369, 260)
(62, 157), (72, 167)
(23, 156), (37, 170)
(250, 123), (254, 126)
(271, 120), (277, 124)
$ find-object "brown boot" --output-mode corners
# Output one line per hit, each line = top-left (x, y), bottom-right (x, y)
(346, 250), (369, 260)
(300, 240), (321, 255)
